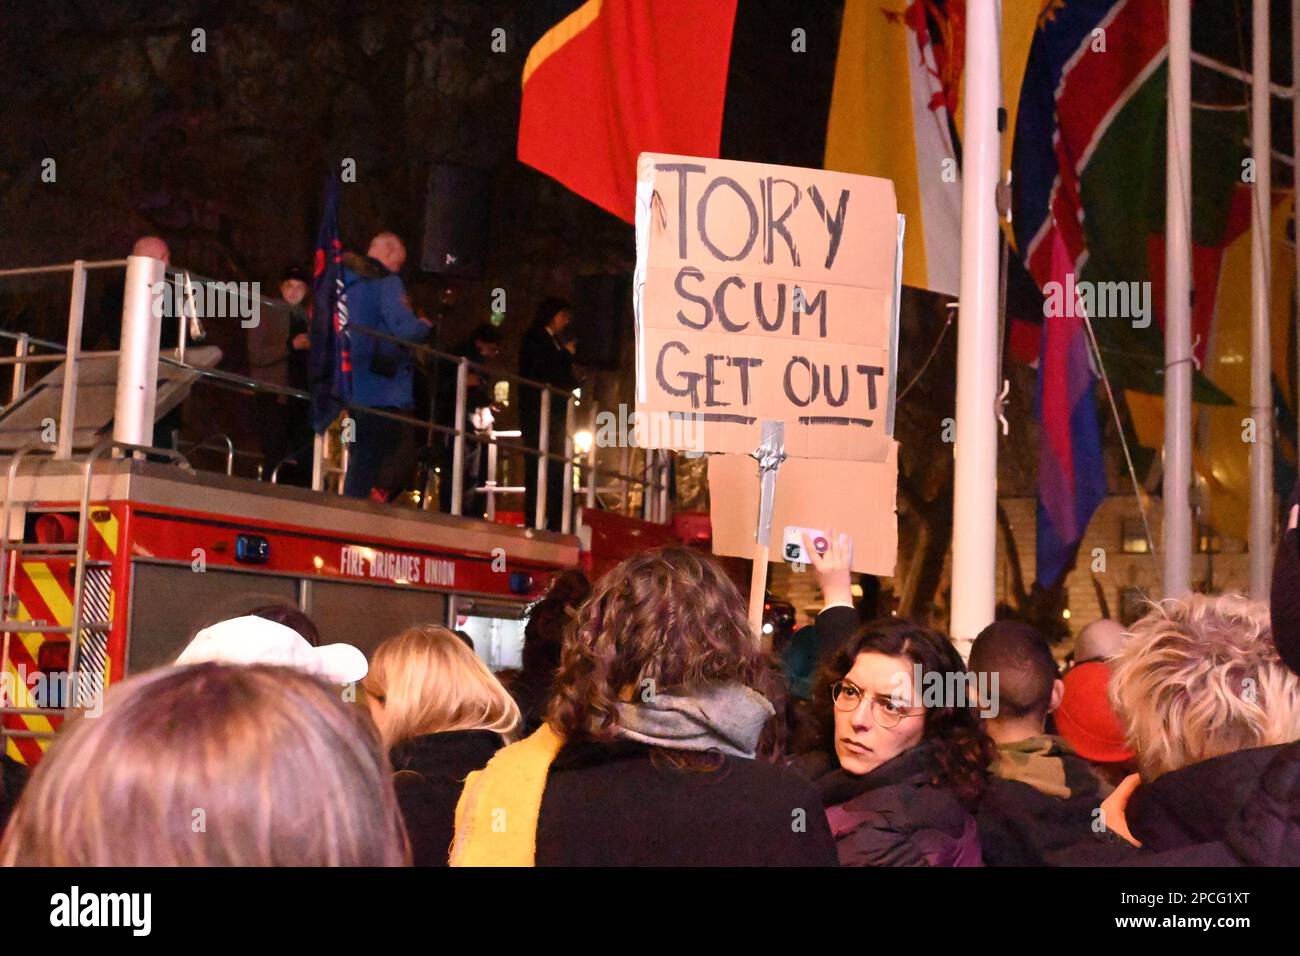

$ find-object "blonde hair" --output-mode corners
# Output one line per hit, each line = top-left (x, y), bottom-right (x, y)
(0, 663), (409, 866)
(364, 625), (519, 748)
(1110, 594), (1300, 780)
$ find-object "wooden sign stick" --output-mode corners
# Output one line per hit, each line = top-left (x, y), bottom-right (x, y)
(748, 420), (786, 646)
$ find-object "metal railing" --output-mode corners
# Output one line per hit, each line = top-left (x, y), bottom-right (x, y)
(0, 257), (674, 533)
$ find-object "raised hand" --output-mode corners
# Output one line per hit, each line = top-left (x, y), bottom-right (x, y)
(803, 529), (854, 608)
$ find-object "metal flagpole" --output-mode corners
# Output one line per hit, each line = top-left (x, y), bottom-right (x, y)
(1163, 0), (1193, 598)
(1249, 0), (1274, 598)
(949, 0), (1002, 645)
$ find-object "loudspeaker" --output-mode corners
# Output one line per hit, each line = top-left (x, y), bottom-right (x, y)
(421, 164), (490, 278)
(572, 273), (631, 370)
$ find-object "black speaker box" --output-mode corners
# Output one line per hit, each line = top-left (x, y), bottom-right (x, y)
(572, 273), (631, 370)
(421, 164), (490, 278)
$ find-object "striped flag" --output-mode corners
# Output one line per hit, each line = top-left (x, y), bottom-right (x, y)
(1011, 0), (1166, 584)
(517, 0), (738, 222)
(1012, 0), (1293, 549)
(309, 175), (350, 433)
(824, 0), (1041, 294)
(1036, 229), (1107, 586)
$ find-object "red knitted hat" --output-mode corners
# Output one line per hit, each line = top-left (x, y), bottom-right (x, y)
(1055, 661), (1134, 763)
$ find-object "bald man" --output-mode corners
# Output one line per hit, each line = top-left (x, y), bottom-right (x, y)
(340, 232), (432, 500)
(1073, 618), (1128, 665)
(366, 232), (405, 273)
(131, 235), (171, 263)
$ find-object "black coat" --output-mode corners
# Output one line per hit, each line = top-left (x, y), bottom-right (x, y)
(1092, 742), (1300, 866)
(814, 604), (860, 662)
(534, 739), (838, 866)
(793, 745), (982, 867)
(1129, 745), (1288, 850)
(1111, 743), (1300, 866)
(517, 324), (576, 438)
(519, 324), (577, 390)
(390, 730), (503, 867)
(1051, 744), (1292, 866)
(1271, 477), (1300, 675)
(1224, 740), (1300, 865)
(976, 748), (1108, 866)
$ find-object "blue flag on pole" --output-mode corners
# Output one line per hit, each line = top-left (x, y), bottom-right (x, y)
(310, 175), (351, 433)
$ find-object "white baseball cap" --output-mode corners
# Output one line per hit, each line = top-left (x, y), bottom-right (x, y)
(176, 615), (368, 684)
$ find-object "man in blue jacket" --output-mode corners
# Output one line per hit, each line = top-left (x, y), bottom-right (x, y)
(342, 232), (432, 499)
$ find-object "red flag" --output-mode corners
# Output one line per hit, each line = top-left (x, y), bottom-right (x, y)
(518, 0), (738, 222)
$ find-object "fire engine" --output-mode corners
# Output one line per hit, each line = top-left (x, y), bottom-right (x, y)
(0, 255), (685, 766)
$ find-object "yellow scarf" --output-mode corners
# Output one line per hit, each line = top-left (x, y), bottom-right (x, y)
(449, 723), (566, 866)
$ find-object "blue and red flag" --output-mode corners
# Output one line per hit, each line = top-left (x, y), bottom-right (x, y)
(1034, 230), (1107, 587)
(1011, 0), (1278, 576)
(310, 175), (351, 433)
(1011, 1), (1149, 586)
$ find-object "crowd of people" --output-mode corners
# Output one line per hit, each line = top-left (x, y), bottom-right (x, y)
(236, 230), (579, 523)
(4, 482), (1300, 866)
(124, 231), (579, 523)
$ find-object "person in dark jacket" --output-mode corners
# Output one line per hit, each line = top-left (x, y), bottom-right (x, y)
(1219, 738), (1300, 865)
(1061, 592), (1300, 864)
(251, 265), (314, 486)
(341, 233), (432, 500)
(795, 530), (994, 866)
(1124, 744), (1291, 851)
(1271, 476), (1300, 675)
(1052, 743), (1296, 866)
(513, 569), (591, 732)
(1224, 479), (1300, 863)
(450, 547), (837, 866)
(364, 624), (518, 866)
(967, 621), (1108, 865)
(280, 265), (315, 485)
(518, 298), (578, 530)
(1134, 485), (1300, 866)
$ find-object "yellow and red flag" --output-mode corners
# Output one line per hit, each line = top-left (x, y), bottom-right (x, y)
(518, 0), (738, 223)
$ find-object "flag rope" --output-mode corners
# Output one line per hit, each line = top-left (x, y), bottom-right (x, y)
(1081, 309), (1158, 557)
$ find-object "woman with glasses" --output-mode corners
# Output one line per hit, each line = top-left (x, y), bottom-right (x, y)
(793, 531), (995, 866)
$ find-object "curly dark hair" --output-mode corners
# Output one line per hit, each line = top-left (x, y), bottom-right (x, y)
(521, 570), (592, 677)
(811, 621), (995, 807)
(546, 547), (767, 745)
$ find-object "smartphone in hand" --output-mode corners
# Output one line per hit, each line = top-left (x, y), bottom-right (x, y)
(782, 526), (829, 564)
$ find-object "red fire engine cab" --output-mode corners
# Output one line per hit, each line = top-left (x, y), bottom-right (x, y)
(1, 451), (592, 765)
(0, 254), (684, 766)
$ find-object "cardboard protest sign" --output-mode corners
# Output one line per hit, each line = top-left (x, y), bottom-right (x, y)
(633, 152), (899, 461)
(706, 451), (899, 576)
(632, 153), (903, 578)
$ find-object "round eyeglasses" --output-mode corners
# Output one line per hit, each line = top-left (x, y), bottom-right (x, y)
(830, 680), (925, 728)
